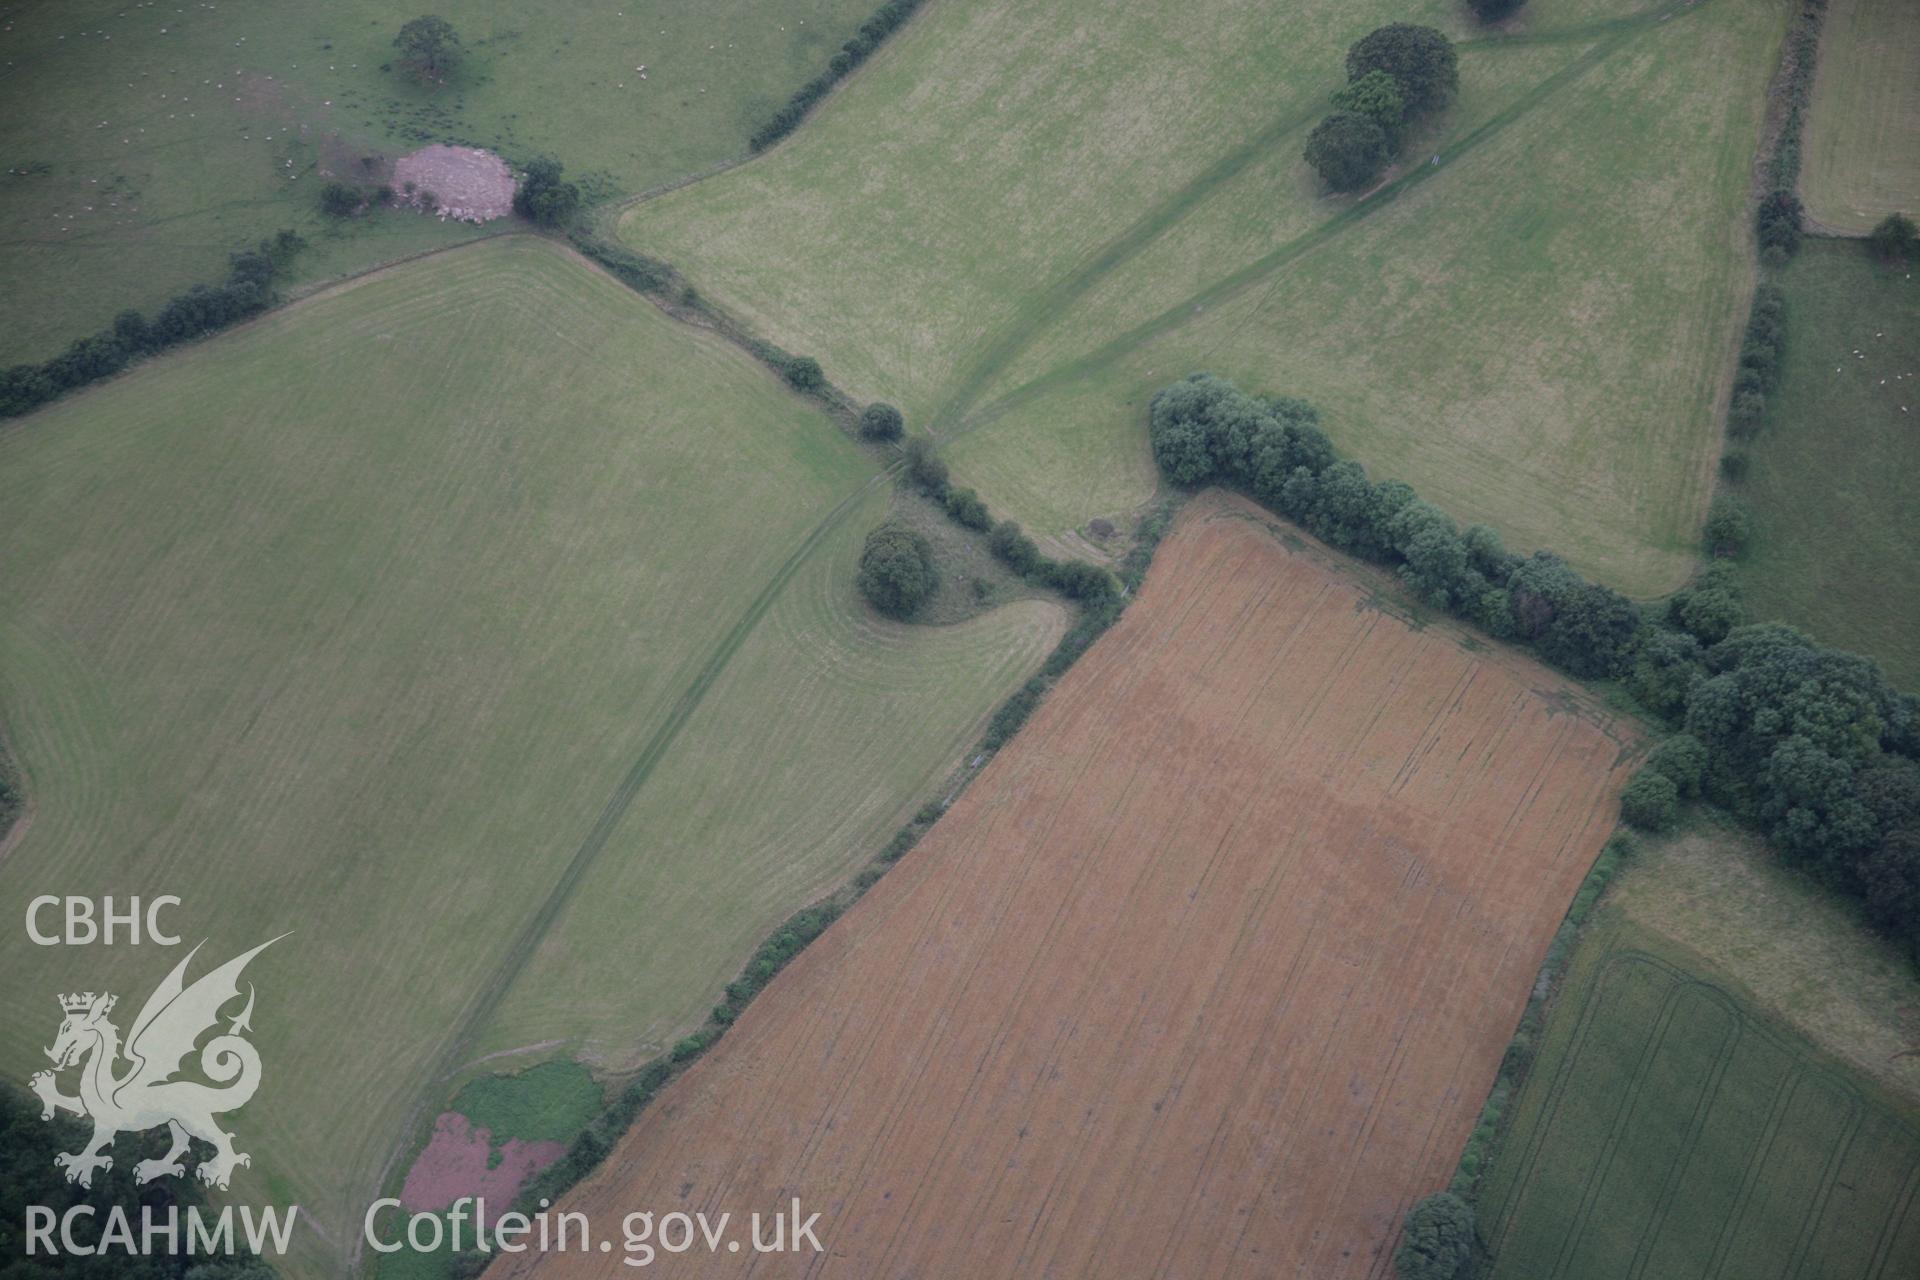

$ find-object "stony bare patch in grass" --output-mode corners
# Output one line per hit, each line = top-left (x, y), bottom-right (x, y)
(391, 144), (514, 222)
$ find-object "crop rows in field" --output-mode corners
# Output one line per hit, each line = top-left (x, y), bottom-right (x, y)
(500, 496), (1633, 1280)
(1482, 933), (1920, 1279)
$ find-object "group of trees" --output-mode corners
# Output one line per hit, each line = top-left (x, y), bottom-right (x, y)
(1305, 25), (1458, 192)
(319, 180), (397, 217)
(1148, 372), (1920, 960)
(1869, 212), (1918, 264)
(1, 232), (303, 419)
(0, 1086), (278, 1279)
(1623, 622), (1920, 953)
(749, 0), (927, 152)
(512, 156), (582, 228)
(1149, 373), (1640, 675)
(1393, 1192), (1477, 1280)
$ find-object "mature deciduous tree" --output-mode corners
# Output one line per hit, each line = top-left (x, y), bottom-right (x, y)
(395, 16), (462, 84)
(1304, 110), (1389, 192)
(856, 523), (937, 618)
(1393, 1192), (1476, 1280)
(1346, 24), (1458, 116)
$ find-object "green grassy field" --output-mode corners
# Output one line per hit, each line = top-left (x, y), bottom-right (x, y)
(1800, 0), (1920, 233)
(618, 0), (1780, 593)
(1477, 913), (1920, 1279)
(0, 236), (1062, 1277)
(0, 0), (879, 364)
(448, 1061), (603, 1146)
(479, 479), (1064, 1068)
(1732, 239), (1920, 690)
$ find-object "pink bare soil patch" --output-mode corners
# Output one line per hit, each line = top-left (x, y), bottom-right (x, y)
(391, 145), (516, 223)
(400, 1112), (565, 1212)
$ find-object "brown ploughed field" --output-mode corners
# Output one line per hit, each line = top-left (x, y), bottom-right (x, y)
(508, 495), (1634, 1279)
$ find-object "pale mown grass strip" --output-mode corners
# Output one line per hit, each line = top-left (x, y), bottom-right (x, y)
(1609, 823), (1920, 1106)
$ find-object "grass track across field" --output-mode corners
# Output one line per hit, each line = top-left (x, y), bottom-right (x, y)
(930, 0), (1697, 435)
(620, 0), (1780, 594)
(0, 236), (1062, 1279)
(492, 495), (1634, 1280)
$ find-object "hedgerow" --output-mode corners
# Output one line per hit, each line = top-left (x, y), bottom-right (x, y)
(748, 0), (928, 152)
(1148, 372), (1920, 962)
(898, 436), (1120, 607)
(1753, 0), (1826, 265)
(0, 231), (305, 419)
(506, 494), (1181, 1220)
(1726, 284), (1787, 438)
(1446, 833), (1635, 1201)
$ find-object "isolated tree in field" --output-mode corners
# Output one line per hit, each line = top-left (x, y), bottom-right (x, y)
(1305, 111), (1389, 192)
(1330, 70), (1406, 142)
(856, 523), (937, 618)
(395, 16), (462, 84)
(513, 156), (582, 228)
(1346, 24), (1458, 117)
(1392, 1193), (1476, 1280)
(319, 181), (362, 217)
(1867, 212), (1918, 263)
(860, 401), (905, 441)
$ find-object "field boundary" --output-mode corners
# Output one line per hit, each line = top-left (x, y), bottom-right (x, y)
(0, 719), (27, 864)
(933, 0), (1707, 442)
(596, 0), (949, 228)
(430, 496), (1183, 1267)
(365, 464), (894, 1269)
(1479, 939), (1919, 1277)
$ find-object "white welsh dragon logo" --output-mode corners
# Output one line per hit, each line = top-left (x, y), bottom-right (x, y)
(28, 937), (283, 1190)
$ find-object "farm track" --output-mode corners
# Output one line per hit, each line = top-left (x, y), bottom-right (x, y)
(499, 496), (1635, 1280)
(375, 461), (902, 1238)
(935, 0), (1708, 445)
(380, 4), (1713, 1237)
